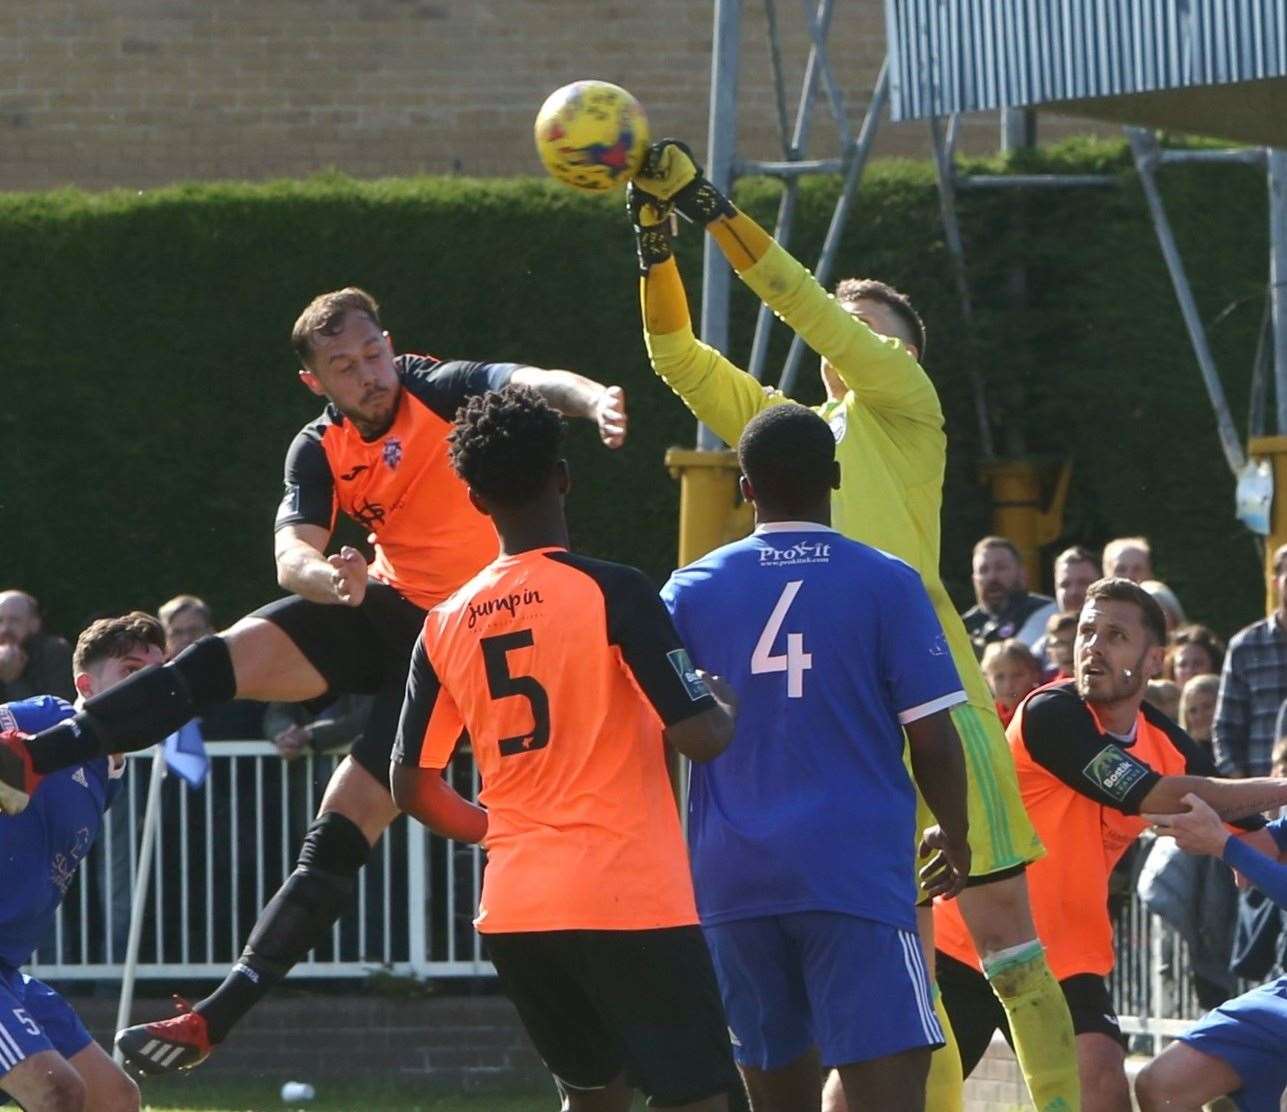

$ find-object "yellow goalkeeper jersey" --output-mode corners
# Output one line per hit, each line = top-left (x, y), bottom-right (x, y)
(646, 241), (992, 718)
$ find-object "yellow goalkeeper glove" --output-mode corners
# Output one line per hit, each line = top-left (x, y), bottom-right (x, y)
(628, 183), (675, 275)
(633, 139), (735, 226)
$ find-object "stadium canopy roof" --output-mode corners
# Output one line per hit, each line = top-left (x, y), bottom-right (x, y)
(884, 0), (1287, 146)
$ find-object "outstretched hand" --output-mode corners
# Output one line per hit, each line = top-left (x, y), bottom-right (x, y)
(633, 140), (702, 203)
(1144, 793), (1230, 858)
(594, 386), (628, 449)
(633, 139), (735, 226)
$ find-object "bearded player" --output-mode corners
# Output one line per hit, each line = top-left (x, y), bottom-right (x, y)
(0, 287), (629, 1075)
(626, 142), (1075, 1112)
(934, 579), (1285, 1111)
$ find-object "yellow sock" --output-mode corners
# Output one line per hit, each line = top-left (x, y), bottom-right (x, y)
(983, 943), (1080, 1112)
(925, 984), (963, 1112)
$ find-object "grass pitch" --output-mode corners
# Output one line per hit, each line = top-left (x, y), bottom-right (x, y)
(140, 1079), (555, 1111)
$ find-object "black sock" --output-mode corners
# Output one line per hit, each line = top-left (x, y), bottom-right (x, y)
(196, 813), (371, 1043)
(29, 635), (237, 775)
(171, 636), (238, 707)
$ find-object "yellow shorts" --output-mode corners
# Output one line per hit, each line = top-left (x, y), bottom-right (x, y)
(915, 700), (1043, 883)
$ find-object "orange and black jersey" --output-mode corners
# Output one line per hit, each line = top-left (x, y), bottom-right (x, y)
(394, 547), (716, 933)
(935, 681), (1264, 980)
(275, 354), (519, 610)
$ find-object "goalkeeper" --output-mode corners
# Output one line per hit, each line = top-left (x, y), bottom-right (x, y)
(628, 142), (1078, 1112)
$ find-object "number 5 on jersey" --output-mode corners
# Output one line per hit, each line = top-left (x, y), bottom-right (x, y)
(751, 580), (812, 698)
(481, 630), (552, 756)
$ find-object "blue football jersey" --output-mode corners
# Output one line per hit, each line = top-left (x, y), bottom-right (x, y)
(0, 697), (121, 969)
(661, 524), (964, 931)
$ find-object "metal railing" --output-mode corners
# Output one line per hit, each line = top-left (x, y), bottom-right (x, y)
(27, 743), (1276, 1047)
(27, 743), (491, 981)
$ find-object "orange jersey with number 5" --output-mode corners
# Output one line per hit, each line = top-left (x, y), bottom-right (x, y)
(394, 547), (716, 933)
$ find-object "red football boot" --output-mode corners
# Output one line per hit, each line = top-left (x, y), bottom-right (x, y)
(115, 997), (214, 1077)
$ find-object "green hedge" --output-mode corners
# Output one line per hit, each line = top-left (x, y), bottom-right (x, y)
(0, 139), (1270, 644)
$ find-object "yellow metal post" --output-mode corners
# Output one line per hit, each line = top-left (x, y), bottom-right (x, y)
(1248, 436), (1287, 615)
(980, 458), (1073, 588)
(665, 448), (754, 565)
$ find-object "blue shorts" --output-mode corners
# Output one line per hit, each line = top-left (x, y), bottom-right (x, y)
(1180, 975), (1287, 1112)
(0, 966), (94, 1082)
(702, 911), (943, 1070)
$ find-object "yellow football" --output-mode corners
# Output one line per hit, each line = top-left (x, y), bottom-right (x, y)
(534, 80), (650, 192)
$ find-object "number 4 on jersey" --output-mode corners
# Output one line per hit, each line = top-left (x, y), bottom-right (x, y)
(751, 580), (812, 698)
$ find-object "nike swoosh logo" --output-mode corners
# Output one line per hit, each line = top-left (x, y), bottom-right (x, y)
(339, 465), (370, 481)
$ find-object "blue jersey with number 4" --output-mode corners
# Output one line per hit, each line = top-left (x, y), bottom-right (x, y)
(661, 524), (964, 931)
(0, 697), (120, 970)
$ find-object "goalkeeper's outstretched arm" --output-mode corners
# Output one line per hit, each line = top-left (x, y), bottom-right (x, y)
(628, 184), (785, 446)
(633, 140), (939, 423)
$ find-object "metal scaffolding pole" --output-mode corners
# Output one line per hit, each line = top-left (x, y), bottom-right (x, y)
(698, 0), (742, 451)
(1270, 150), (1287, 435)
(745, 0), (837, 382)
(1126, 127), (1246, 476)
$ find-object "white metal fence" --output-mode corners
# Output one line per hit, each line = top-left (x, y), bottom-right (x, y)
(28, 743), (491, 981)
(27, 742), (1278, 1048)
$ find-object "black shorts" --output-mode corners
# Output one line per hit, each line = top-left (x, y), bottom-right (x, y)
(935, 950), (1125, 1077)
(483, 926), (739, 1107)
(251, 581), (426, 782)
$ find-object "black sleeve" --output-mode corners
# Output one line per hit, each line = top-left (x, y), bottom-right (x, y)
(1021, 687), (1161, 814)
(275, 427), (336, 532)
(393, 638), (469, 768)
(1140, 702), (1268, 831)
(548, 553), (716, 726)
(398, 354), (521, 421)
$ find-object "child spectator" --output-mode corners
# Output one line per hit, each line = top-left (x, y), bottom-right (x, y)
(1179, 674), (1219, 754)
(980, 639), (1041, 728)
(1042, 612), (1077, 682)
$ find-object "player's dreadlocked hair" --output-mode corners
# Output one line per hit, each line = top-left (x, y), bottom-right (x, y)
(738, 405), (835, 515)
(449, 385), (566, 507)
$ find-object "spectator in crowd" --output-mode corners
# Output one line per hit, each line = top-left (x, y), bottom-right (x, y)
(1041, 612), (1077, 682)
(1213, 543), (1287, 778)
(1053, 546), (1099, 615)
(1141, 580), (1186, 636)
(1164, 625), (1226, 691)
(1032, 547), (1098, 666)
(1179, 675), (1219, 756)
(0, 590), (74, 703)
(157, 595), (264, 740)
(980, 639), (1042, 728)
(262, 695), (375, 761)
(1145, 679), (1181, 722)
(1102, 536), (1153, 583)
(962, 536), (1057, 656)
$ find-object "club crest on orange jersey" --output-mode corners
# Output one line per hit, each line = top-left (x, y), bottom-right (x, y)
(382, 437), (403, 471)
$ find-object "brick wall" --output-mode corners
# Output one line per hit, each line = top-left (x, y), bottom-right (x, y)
(83, 992), (547, 1088)
(3, 0), (1105, 192)
(964, 1037), (1033, 1112)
